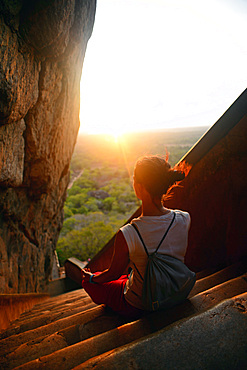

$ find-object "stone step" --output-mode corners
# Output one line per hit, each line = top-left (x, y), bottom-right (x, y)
(3, 273), (247, 370)
(74, 292), (247, 370)
(1, 289), (92, 337)
(65, 272), (247, 348)
(4, 260), (244, 340)
(0, 305), (104, 358)
(15, 296), (91, 325)
(194, 266), (220, 280)
(188, 259), (247, 297)
(0, 294), (50, 333)
(0, 297), (94, 339)
(12, 295), (89, 327)
(0, 312), (126, 369)
(1, 265), (245, 361)
(6, 290), (87, 330)
(19, 289), (87, 315)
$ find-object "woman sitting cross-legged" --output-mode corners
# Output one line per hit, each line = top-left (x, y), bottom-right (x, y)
(82, 155), (194, 319)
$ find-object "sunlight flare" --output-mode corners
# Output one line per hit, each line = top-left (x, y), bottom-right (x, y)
(79, 0), (247, 136)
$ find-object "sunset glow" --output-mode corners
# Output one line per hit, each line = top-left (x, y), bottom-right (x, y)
(79, 0), (247, 135)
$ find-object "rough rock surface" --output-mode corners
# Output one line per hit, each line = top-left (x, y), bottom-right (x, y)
(165, 115), (247, 272)
(0, 0), (96, 293)
(80, 294), (247, 369)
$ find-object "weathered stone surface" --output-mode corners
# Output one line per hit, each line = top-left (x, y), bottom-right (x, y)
(79, 293), (247, 369)
(0, 0), (96, 293)
(3, 332), (69, 369)
(0, 236), (9, 294)
(0, 0), (23, 30)
(0, 306), (104, 357)
(0, 15), (40, 124)
(0, 119), (25, 186)
(2, 270), (246, 370)
(23, 57), (80, 194)
(0, 176), (68, 293)
(0, 293), (48, 332)
(166, 115), (247, 272)
(19, 0), (75, 58)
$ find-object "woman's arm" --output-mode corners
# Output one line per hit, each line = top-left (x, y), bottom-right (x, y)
(82, 230), (129, 284)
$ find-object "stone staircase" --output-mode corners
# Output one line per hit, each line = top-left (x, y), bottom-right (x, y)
(0, 261), (247, 369)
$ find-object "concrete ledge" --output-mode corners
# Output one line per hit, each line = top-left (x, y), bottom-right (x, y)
(48, 277), (81, 297)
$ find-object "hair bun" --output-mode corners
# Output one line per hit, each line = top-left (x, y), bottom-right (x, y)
(169, 170), (185, 183)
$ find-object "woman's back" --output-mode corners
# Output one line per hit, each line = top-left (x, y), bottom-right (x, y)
(121, 209), (190, 309)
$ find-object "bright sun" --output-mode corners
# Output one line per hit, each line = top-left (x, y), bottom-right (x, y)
(112, 133), (120, 143)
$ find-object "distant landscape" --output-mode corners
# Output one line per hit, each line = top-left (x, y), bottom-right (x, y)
(57, 126), (209, 265)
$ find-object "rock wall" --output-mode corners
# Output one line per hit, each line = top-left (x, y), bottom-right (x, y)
(0, 0), (96, 293)
(165, 115), (247, 272)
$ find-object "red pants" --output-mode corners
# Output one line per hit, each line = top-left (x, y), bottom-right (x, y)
(82, 273), (143, 319)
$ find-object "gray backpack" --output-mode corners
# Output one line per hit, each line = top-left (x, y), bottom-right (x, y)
(131, 212), (196, 311)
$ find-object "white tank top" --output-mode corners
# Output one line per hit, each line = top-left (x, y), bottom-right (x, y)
(120, 210), (191, 309)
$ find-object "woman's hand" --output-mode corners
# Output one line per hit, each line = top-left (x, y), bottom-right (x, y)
(81, 267), (93, 283)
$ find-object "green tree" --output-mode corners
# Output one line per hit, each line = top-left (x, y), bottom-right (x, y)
(64, 205), (73, 219)
(85, 198), (100, 212)
(57, 222), (115, 265)
(102, 197), (115, 212)
(60, 217), (77, 237)
(68, 185), (83, 196)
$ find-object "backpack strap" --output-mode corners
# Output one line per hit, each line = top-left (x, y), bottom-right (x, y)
(155, 211), (176, 253)
(132, 261), (144, 282)
(131, 211), (176, 256)
(131, 223), (149, 256)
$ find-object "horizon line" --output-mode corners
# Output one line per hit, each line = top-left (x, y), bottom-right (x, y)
(78, 124), (211, 137)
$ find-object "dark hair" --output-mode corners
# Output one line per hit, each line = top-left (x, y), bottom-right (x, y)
(134, 155), (185, 198)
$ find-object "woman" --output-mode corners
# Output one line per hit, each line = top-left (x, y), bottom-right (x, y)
(82, 155), (191, 319)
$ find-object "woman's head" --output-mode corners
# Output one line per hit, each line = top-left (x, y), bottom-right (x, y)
(133, 155), (185, 199)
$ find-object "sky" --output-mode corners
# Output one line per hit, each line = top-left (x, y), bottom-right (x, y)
(79, 0), (247, 136)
